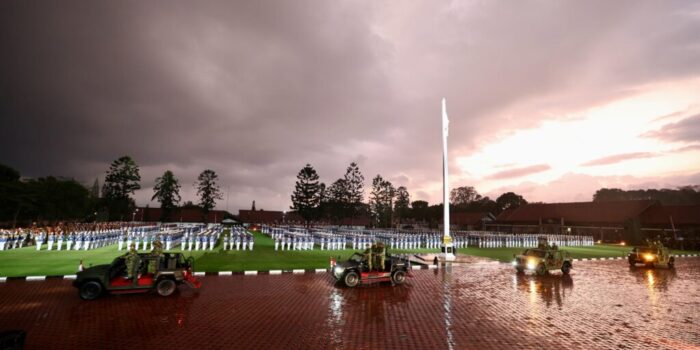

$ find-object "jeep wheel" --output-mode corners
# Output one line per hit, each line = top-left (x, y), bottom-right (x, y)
(156, 279), (176, 297)
(536, 263), (547, 276)
(79, 281), (102, 300)
(516, 267), (524, 274)
(391, 270), (406, 285)
(668, 258), (675, 268)
(628, 258), (636, 267)
(343, 271), (359, 288)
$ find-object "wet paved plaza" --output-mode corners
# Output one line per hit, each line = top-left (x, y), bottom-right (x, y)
(0, 258), (698, 350)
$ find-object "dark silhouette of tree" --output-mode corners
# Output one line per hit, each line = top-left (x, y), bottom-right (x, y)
(290, 164), (323, 227)
(196, 169), (223, 217)
(102, 156), (141, 220)
(593, 187), (700, 205)
(394, 186), (410, 222)
(370, 175), (395, 227)
(152, 170), (181, 221)
(344, 162), (365, 222)
(450, 186), (482, 207)
(496, 192), (527, 212)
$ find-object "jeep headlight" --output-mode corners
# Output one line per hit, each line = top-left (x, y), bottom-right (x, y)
(511, 260), (517, 266)
(643, 254), (654, 262)
(526, 259), (536, 270)
(333, 266), (345, 276)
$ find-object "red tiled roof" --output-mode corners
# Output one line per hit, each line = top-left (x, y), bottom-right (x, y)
(495, 208), (516, 221)
(496, 200), (658, 225)
(451, 212), (493, 226)
(640, 205), (700, 226)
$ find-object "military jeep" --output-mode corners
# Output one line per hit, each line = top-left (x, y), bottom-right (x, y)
(331, 252), (410, 288)
(628, 243), (674, 268)
(513, 248), (573, 275)
(73, 252), (201, 300)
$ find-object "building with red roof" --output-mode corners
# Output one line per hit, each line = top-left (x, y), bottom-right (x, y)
(487, 200), (699, 246)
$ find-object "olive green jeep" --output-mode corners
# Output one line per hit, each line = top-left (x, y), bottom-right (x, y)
(513, 248), (573, 275)
(628, 242), (674, 268)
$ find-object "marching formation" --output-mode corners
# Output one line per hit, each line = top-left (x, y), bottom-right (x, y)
(1, 223), (126, 251)
(261, 225), (594, 251)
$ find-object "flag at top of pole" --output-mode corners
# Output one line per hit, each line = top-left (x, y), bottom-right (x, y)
(441, 98), (456, 261)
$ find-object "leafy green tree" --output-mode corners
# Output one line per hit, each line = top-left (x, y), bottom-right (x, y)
(196, 169), (223, 215)
(290, 164), (323, 226)
(152, 170), (182, 221)
(495, 192), (527, 212)
(102, 156), (141, 220)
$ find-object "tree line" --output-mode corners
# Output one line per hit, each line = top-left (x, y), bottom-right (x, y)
(0, 157), (224, 226)
(289, 163), (530, 228)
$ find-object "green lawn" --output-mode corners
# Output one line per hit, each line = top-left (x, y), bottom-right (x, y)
(0, 231), (697, 277)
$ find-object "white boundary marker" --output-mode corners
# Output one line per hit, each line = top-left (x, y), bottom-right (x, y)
(194, 272), (205, 276)
(0, 277), (6, 283)
(26, 276), (46, 281)
(269, 270), (282, 275)
(219, 271), (232, 276)
(292, 269), (305, 274)
(244, 270), (257, 275)
(64, 275), (77, 279)
(315, 268), (327, 273)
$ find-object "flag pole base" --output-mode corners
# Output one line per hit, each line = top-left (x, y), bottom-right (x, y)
(439, 244), (456, 262)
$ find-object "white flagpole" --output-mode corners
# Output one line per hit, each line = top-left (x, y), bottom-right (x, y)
(441, 98), (455, 261)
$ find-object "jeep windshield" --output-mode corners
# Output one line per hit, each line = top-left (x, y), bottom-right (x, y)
(523, 249), (546, 258)
(349, 253), (364, 262)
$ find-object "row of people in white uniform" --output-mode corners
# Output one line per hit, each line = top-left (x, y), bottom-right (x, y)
(30, 230), (123, 251)
(223, 228), (254, 251)
(179, 228), (222, 251)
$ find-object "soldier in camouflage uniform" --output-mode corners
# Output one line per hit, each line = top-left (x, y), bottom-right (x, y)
(148, 240), (164, 274)
(124, 243), (140, 280)
(375, 242), (386, 271)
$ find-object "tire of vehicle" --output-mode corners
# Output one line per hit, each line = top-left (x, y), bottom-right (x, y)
(516, 267), (524, 274)
(628, 257), (636, 267)
(391, 270), (406, 285)
(561, 262), (571, 275)
(343, 271), (359, 288)
(536, 263), (547, 276)
(668, 257), (675, 268)
(156, 278), (176, 297)
(79, 281), (103, 300)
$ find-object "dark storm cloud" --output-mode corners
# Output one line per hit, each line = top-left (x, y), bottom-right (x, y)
(582, 152), (658, 167)
(2, 0), (700, 210)
(645, 114), (700, 143)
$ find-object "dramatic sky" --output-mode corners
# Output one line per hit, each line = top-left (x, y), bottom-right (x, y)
(2, 1), (700, 212)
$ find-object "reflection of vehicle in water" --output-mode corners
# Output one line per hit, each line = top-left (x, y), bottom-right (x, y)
(512, 248), (573, 275)
(73, 253), (201, 300)
(629, 266), (677, 291)
(331, 248), (410, 288)
(627, 242), (674, 268)
(515, 274), (573, 308)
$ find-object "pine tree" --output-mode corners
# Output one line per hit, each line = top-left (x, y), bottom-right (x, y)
(152, 170), (181, 221)
(196, 170), (223, 216)
(290, 164), (323, 227)
(102, 156), (141, 220)
(344, 162), (364, 222)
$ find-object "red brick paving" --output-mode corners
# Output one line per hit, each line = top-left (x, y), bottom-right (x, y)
(0, 259), (698, 349)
